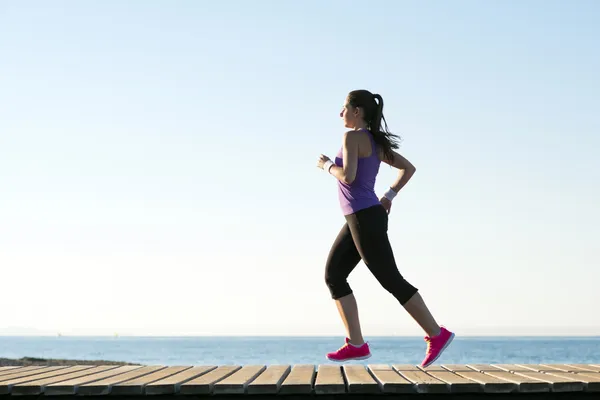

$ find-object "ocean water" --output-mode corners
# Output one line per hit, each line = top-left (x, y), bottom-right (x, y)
(1, 336), (600, 366)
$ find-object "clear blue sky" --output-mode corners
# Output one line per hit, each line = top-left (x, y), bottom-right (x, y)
(1, 0), (599, 336)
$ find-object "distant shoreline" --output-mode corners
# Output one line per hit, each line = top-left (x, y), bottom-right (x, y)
(0, 357), (139, 367)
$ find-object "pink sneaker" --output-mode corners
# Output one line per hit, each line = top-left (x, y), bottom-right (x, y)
(326, 338), (371, 362)
(421, 326), (454, 367)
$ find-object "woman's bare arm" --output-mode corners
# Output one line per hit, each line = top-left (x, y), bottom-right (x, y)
(381, 149), (416, 193)
(328, 131), (360, 185)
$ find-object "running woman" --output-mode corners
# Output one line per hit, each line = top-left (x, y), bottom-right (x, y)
(316, 89), (454, 367)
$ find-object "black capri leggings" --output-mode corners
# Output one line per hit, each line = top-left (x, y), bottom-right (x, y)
(324, 204), (418, 305)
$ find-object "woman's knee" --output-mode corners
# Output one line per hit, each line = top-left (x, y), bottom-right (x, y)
(324, 273), (353, 299)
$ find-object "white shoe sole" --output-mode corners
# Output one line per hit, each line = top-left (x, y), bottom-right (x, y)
(326, 353), (372, 362)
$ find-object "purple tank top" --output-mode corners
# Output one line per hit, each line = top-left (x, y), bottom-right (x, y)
(334, 129), (382, 215)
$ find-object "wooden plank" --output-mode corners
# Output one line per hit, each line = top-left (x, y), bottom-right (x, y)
(465, 364), (504, 372)
(0, 366), (67, 384)
(393, 365), (448, 394)
(484, 370), (550, 393)
(419, 365), (447, 372)
(179, 365), (241, 395)
(424, 370), (482, 393)
(144, 366), (216, 395)
(0, 367), (23, 377)
(453, 370), (517, 393)
(367, 365), (414, 394)
(513, 370), (585, 392)
(246, 365), (291, 394)
(567, 364), (600, 372)
(73, 366), (161, 396)
(314, 365), (345, 395)
(555, 372), (600, 391)
(0, 366), (43, 378)
(11, 366), (115, 395)
(213, 365), (266, 395)
(342, 364), (379, 394)
(278, 364), (315, 394)
(444, 364), (482, 372)
(517, 364), (569, 372)
(540, 364), (587, 372)
(572, 372), (600, 392)
(44, 365), (145, 396)
(0, 366), (74, 395)
(392, 364), (421, 371)
(110, 366), (191, 395)
(493, 364), (537, 372)
(526, 363), (599, 382)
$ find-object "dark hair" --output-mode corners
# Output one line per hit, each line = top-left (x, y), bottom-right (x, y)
(347, 89), (401, 162)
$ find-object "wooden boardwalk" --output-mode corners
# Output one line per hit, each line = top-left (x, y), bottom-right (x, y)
(0, 363), (600, 397)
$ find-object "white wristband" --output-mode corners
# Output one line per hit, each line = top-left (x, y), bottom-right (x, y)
(322, 160), (334, 173)
(383, 187), (398, 201)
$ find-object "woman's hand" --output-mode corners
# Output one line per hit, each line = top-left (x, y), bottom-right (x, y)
(380, 196), (392, 214)
(317, 154), (332, 169)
